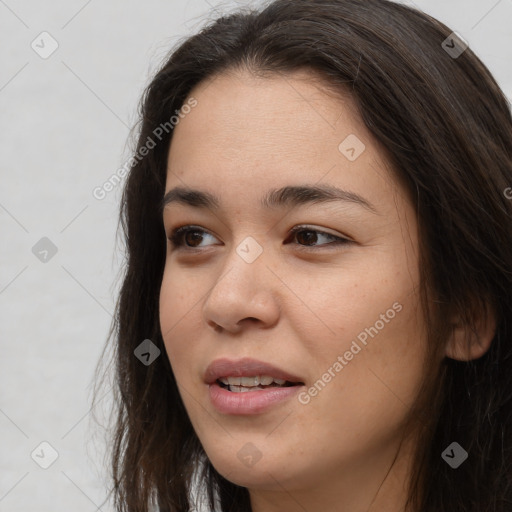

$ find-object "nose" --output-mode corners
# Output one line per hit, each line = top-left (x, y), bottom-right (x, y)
(202, 242), (281, 334)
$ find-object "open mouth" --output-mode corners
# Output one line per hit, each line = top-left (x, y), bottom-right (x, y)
(216, 376), (303, 393)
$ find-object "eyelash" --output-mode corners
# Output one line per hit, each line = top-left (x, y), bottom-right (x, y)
(166, 225), (352, 252)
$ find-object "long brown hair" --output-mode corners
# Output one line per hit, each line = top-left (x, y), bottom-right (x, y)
(93, 0), (512, 510)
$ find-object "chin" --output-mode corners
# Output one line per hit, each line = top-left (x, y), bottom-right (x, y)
(205, 448), (301, 490)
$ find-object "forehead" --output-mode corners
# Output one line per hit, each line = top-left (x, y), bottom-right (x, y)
(165, 68), (400, 216)
(169, 68), (362, 161)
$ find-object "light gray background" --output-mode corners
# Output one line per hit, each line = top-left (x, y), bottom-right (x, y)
(1, 0), (511, 510)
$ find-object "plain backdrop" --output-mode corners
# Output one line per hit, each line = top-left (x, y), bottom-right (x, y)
(1, 0), (511, 510)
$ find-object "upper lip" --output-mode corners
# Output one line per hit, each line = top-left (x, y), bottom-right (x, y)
(204, 357), (305, 385)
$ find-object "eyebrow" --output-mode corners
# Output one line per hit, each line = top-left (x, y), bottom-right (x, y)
(160, 184), (379, 215)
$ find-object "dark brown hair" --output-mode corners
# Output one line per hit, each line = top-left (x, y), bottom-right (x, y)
(93, 0), (512, 510)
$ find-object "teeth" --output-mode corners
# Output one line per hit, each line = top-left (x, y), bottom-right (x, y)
(219, 375), (290, 388)
(241, 376), (259, 386)
(231, 385), (266, 392)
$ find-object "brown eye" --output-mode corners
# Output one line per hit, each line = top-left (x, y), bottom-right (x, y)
(293, 229), (320, 246)
(168, 226), (217, 249)
(167, 225), (352, 252)
(287, 226), (352, 249)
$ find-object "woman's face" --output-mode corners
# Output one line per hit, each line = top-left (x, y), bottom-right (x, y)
(160, 69), (428, 509)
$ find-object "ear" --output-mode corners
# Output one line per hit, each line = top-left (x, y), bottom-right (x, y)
(445, 299), (497, 361)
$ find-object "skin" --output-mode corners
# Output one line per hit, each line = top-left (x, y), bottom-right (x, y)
(159, 68), (491, 512)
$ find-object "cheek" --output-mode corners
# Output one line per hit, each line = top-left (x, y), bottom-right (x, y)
(320, 292), (426, 423)
(159, 262), (201, 328)
(290, 259), (414, 355)
(298, 258), (426, 416)
(159, 267), (198, 369)
(294, 297), (427, 469)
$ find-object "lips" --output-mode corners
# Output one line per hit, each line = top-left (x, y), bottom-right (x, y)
(205, 357), (306, 415)
(204, 357), (305, 386)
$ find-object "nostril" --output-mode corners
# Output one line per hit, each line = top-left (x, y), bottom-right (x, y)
(208, 321), (223, 333)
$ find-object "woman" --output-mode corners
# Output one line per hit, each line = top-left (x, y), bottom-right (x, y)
(93, 0), (512, 510)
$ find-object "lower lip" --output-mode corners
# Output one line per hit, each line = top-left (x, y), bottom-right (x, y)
(208, 382), (303, 415)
